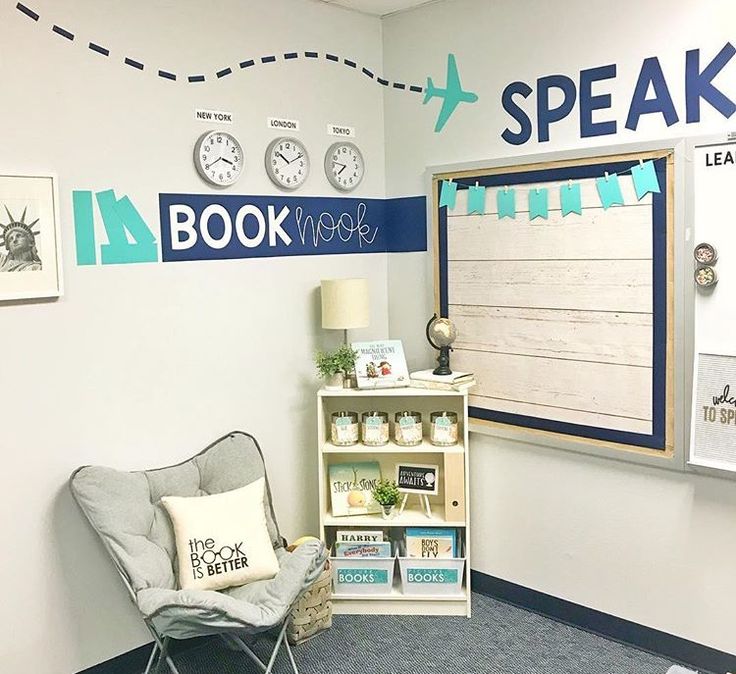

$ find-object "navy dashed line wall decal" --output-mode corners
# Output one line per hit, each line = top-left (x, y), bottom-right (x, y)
(13, 3), (455, 121)
(52, 24), (74, 40)
(88, 42), (109, 56)
(16, 3), (38, 21)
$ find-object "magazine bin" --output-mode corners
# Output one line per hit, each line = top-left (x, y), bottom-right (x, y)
(330, 556), (395, 595)
(398, 556), (465, 596)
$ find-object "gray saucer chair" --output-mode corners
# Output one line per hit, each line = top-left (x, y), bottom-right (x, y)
(70, 431), (327, 674)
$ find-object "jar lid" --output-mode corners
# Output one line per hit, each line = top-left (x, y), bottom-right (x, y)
(362, 411), (389, 422)
(395, 411), (422, 422)
(431, 411), (458, 422)
(332, 410), (358, 421)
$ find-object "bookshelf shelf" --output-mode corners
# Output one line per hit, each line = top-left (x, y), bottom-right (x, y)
(317, 386), (471, 618)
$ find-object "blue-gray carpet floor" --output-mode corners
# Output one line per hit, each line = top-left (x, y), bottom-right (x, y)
(165, 593), (681, 674)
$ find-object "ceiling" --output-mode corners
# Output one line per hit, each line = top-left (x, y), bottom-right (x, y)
(314, 0), (441, 18)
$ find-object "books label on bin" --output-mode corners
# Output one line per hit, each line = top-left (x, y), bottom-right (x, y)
(337, 568), (389, 584)
(407, 568), (458, 584)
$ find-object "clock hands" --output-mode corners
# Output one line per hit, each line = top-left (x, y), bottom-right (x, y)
(276, 151), (291, 165)
(208, 157), (222, 168)
(333, 161), (346, 175)
(221, 157), (234, 166)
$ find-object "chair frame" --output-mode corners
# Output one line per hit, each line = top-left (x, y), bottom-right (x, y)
(72, 433), (311, 674)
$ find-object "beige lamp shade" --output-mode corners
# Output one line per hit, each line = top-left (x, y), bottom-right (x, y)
(321, 278), (370, 329)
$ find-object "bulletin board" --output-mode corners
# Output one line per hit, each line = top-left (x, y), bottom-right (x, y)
(689, 137), (736, 472)
(433, 149), (674, 454)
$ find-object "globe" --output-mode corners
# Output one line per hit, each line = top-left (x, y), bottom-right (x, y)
(427, 316), (457, 349)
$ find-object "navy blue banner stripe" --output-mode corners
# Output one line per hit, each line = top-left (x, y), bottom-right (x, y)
(362, 67), (374, 78)
(284, 52), (298, 60)
(344, 59), (357, 68)
(261, 55), (276, 64)
(377, 77), (389, 86)
(52, 24), (74, 40)
(326, 53), (339, 62)
(188, 74), (205, 82)
(438, 158), (669, 451)
(305, 51), (318, 58)
(239, 59), (255, 68)
(158, 70), (176, 80)
(124, 57), (144, 70)
(88, 42), (109, 56)
(393, 82), (406, 90)
(409, 85), (423, 93)
(159, 194), (426, 263)
(216, 67), (232, 78)
(16, 3), (39, 20)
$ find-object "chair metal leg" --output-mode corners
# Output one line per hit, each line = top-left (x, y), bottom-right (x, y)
(264, 622), (289, 674)
(143, 642), (159, 674)
(143, 621), (183, 674)
(228, 633), (268, 672)
(283, 636), (300, 674)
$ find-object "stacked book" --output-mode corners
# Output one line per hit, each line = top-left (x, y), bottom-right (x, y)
(334, 530), (392, 558)
(409, 369), (476, 391)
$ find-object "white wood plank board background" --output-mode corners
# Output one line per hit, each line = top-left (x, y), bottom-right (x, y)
(445, 172), (655, 436)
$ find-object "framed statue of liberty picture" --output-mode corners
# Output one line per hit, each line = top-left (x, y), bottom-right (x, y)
(0, 173), (63, 301)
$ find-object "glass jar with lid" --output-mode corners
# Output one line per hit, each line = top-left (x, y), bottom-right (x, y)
(330, 411), (359, 446)
(394, 411), (423, 446)
(430, 411), (458, 446)
(361, 411), (389, 446)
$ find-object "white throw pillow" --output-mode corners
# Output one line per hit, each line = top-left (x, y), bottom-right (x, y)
(161, 478), (280, 591)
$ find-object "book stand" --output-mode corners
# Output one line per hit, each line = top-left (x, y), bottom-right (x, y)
(398, 493), (433, 518)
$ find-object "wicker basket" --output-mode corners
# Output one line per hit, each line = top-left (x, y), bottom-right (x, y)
(287, 561), (333, 645)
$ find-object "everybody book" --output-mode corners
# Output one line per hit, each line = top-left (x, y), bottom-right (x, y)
(335, 541), (392, 558)
(352, 340), (409, 389)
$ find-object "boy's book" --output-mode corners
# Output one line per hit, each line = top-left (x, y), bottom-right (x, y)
(328, 461), (381, 517)
(336, 530), (384, 543)
(405, 527), (457, 559)
(335, 541), (392, 558)
(352, 340), (409, 389)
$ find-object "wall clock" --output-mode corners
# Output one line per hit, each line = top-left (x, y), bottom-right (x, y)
(325, 141), (364, 192)
(194, 130), (244, 187)
(265, 137), (309, 190)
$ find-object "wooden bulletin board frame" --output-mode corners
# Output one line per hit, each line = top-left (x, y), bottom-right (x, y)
(430, 142), (678, 462)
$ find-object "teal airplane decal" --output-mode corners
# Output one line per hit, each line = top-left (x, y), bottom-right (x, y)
(424, 54), (478, 132)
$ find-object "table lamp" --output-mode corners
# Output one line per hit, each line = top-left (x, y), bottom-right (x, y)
(320, 278), (369, 345)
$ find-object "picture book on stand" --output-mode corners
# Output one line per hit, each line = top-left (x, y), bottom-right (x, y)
(352, 340), (409, 389)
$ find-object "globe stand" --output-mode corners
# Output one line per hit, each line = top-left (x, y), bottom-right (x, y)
(433, 346), (452, 376)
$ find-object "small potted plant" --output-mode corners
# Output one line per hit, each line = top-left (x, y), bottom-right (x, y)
(372, 478), (401, 520)
(315, 345), (359, 389)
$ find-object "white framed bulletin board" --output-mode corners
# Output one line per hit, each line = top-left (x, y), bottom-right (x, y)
(431, 145), (677, 459)
(688, 135), (736, 474)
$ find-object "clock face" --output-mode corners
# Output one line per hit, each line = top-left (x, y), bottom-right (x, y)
(194, 130), (244, 187)
(265, 137), (309, 190)
(325, 142), (364, 192)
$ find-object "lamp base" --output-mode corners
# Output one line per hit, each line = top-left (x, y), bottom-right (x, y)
(432, 346), (452, 376)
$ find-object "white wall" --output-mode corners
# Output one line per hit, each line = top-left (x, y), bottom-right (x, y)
(0, 1), (387, 671)
(384, 0), (736, 654)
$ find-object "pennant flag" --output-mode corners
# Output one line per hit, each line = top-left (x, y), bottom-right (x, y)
(529, 188), (549, 220)
(631, 160), (661, 200)
(497, 188), (516, 219)
(596, 173), (624, 209)
(560, 183), (582, 216)
(467, 185), (486, 215)
(439, 180), (458, 209)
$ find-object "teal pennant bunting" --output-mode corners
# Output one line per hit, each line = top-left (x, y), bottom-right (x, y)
(631, 160), (661, 200)
(467, 185), (486, 215)
(529, 188), (549, 220)
(560, 182), (582, 216)
(497, 188), (516, 219)
(595, 173), (624, 209)
(439, 180), (458, 209)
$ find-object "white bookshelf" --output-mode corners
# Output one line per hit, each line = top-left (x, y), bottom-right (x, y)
(317, 386), (471, 617)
